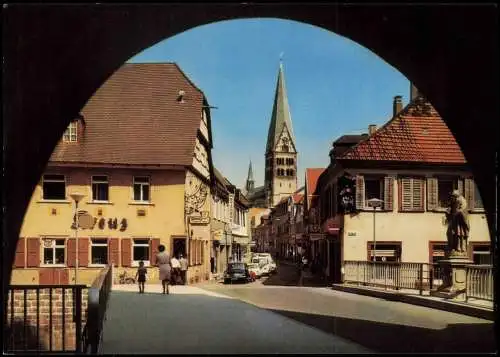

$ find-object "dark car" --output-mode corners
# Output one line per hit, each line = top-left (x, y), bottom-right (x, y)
(223, 262), (253, 284)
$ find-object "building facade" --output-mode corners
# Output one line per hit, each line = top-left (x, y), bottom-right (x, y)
(11, 63), (215, 285)
(317, 91), (492, 283)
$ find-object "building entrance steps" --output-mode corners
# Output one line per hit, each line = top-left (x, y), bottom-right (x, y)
(332, 283), (494, 321)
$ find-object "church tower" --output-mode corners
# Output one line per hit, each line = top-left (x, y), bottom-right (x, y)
(264, 62), (298, 207)
(245, 160), (255, 195)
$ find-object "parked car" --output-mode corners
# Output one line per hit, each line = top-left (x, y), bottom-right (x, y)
(223, 262), (253, 284)
(253, 253), (277, 274)
(247, 263), (263, 279)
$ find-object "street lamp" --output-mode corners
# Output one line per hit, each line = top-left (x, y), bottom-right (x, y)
(70, 192), (85, 284)
(367, 198), (383, 268)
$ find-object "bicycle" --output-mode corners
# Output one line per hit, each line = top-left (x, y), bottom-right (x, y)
(118, 271), (136, 284)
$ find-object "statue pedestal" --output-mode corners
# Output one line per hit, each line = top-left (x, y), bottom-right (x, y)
(431, 255), (473, 301)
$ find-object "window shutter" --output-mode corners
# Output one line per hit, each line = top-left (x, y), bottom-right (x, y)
(14, 238), (26, 268)
(413, 178), (424, 210)
(383, 176), (394, 211)
(109, 238), (120, 267)
(26, 238), (40, 268)
(464, 178), (475, 210)
(427, 177), (438, 211)
(78, 237), (89, 267)
(355, 175), (365, 210)
(39, 269), (54, 285)
(401, 178), (413, 211)
(121, 238), (132, 267)
(67, 238), (76, 267)
(150, 238), (160, 264)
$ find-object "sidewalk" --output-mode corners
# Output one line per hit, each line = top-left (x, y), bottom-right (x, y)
(332, 283), (494, 321)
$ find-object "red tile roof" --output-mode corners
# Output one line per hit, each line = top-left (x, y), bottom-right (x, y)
(50, 63), (206, 166)
(305, 168), (325, 207)
(339, 96), (466, 164)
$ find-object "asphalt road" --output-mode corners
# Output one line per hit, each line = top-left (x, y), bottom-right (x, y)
(101, 284), (371, 354)
(197, 263), (496, 354)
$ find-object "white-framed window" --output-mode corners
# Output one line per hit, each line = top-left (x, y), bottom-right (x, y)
(42, 238), (66, 265)
(90, 238), (108, 265)
(132, 238), (150, 266)
(472, 244), (491, 265)
(63, 121), (78, 142)
(133, 176), (150, 202)
(42, 174), (66, 200)
(92, 175), (109, 202)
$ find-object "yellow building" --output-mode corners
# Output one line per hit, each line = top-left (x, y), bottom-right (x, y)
(11, 63), (214, 286)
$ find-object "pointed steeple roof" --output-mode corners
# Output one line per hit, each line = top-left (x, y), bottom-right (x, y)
(247, 160), (254, 182)
(266, 62), (296, 153)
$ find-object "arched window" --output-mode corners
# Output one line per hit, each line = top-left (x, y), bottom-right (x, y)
(290, 169), (294, 176)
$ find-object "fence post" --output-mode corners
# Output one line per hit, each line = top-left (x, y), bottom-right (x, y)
(356, 261), (359, 285)
(465, 267), (469, 303)
(419, 264), (423, 295)
(384, 264), (387, 290)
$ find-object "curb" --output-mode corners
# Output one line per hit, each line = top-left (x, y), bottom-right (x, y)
(332, 284), (495, 321)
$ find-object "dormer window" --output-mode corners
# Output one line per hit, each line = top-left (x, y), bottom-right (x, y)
(63, 121), (78, 142)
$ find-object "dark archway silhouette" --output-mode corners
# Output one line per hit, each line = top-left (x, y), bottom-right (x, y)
(3, 4), (498, 330)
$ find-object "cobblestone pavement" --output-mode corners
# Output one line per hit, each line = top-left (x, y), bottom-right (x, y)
(101, 283), (371, 354)
(196, 264), (496, 354)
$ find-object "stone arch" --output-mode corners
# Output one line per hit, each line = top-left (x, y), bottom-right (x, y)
(3, 4), (497, 314)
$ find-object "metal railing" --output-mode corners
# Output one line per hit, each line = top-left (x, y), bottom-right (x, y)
(466, 265), (494, 302)
(343, 260), (494, 301)
(4, 284), (87, 353)
(343, 261), (436, 295)
(81, 265), (113, 354)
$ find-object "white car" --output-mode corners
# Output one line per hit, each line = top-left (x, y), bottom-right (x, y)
(253, 253), (277, 274)
(247, 263), (263, 279)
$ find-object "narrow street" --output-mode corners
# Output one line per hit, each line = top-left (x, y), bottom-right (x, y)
(196, 263), (495, 353)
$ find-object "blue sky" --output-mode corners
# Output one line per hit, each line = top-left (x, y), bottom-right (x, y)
(128, 18), (410, 189)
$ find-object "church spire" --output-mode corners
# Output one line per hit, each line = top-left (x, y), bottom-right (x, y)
(265, 60), (296, 154)
(246, 160), (255, 193)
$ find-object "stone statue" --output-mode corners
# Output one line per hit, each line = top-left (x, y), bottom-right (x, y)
(445, 190), (470, 257)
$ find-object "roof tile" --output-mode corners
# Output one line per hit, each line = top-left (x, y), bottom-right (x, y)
(50, 63), (205, 166)
(340, 96), (466, 164)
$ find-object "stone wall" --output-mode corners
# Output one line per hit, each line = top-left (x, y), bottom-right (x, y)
(5, 288), (88, 352)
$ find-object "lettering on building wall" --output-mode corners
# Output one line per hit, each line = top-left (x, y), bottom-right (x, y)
(71, 214), (128, 231)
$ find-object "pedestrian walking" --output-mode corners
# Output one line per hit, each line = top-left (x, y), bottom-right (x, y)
(135, 260), (147, 294)
(155, 244), (171, 295)
(179, 254), (188, 285)
(171, 255), (181, 285)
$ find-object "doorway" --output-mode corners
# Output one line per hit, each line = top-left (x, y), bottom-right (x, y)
(173, 238), (186, 258)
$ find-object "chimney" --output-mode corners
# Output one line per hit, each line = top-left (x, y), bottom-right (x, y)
(368, 125), (377, 136)
(393, 95), (403, 116)
(410, 83), (419, 102)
